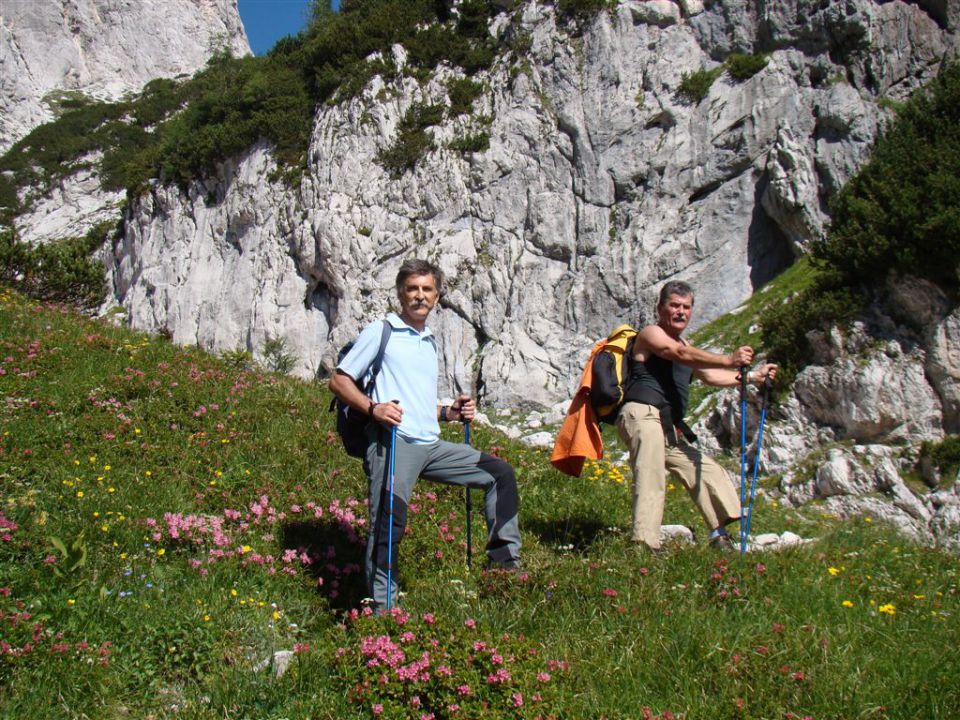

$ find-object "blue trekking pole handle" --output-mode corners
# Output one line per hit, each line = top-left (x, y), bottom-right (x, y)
(464, 420), (473, 568)
(744, 377), (773, 542)
(739, 366), (749, 556)
(386, 424), (397, 610)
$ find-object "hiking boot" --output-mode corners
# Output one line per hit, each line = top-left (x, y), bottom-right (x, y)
(709, 534), (735, 553)
(487, 558), (521, 572)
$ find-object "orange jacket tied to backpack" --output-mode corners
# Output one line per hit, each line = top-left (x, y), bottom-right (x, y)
(551, 325), (637, 477)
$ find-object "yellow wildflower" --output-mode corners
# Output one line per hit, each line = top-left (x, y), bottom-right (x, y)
(878, 603), (896, 615)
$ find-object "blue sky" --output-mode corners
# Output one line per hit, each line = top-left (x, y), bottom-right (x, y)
(238, 0), (340, 56)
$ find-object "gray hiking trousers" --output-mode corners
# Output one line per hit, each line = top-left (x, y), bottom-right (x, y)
(364, 430), (521, 609)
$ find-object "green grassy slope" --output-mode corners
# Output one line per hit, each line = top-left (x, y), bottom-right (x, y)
(1, 288), (957, 719)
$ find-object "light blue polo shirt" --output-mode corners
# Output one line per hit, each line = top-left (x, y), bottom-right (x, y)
(337, 313), (440, 443)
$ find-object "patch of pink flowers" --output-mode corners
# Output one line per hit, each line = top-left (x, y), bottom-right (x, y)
(334, 609), (569, 717)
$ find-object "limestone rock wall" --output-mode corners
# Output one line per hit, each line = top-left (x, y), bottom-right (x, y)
(108, 0), (956, 410)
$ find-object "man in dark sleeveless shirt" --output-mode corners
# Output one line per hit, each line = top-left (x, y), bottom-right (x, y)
(618, 281), (777, 552)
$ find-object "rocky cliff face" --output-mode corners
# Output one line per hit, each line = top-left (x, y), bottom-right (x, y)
(0, 0), (250, 153)
(106, 0), (956, 408)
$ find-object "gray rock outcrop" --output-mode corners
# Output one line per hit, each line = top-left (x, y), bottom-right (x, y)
(692, 294), (960, 549)
(0, 0), (250, 153)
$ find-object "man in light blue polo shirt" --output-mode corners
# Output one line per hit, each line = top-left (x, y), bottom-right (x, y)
(329, 258), (521, 611)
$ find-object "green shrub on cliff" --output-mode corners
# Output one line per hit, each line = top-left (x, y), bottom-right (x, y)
(0, 222), (110, 308)
(764, 63), (960, 379)
(819, 63), (960, 290)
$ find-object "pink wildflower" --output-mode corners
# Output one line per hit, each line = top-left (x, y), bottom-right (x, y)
(486, 668), (512, 684)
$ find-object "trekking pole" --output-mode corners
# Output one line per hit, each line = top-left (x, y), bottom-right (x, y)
(744, 376), (773, 544)
(464, 420), (473, 568)
(385, 424), (398, 610)
(739, 367), (749, 556)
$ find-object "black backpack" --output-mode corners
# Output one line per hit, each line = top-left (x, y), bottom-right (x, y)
(330, 320), (392, 458)
(590, 324), (638, 423)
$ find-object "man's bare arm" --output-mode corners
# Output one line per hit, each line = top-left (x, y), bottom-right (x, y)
(696, 363), (779, 388)
(635, 325), (753, 370)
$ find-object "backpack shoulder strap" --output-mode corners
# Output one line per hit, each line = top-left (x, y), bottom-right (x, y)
(363, 319), (393, 393)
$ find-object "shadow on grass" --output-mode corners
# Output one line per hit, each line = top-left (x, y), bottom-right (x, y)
(280, 519), (368, 612)
(525, 514), (611, 552)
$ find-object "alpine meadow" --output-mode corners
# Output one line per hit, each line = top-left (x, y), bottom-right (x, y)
(2, 1), (960, 718)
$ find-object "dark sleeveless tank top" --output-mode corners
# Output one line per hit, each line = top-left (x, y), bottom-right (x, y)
(622, 352), (693, 421)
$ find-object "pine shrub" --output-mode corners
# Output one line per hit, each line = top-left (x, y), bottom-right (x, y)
(725, 52), (769, 81)
(820, 63), (960, 290)
(764, 63), (960, 380)
(0, 223), (110, 309)
(677, 67), (724, 102)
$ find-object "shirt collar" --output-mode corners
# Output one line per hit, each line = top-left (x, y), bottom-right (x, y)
(387, 312), (434, 338)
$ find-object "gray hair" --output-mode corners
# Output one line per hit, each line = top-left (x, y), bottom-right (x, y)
(395, 258), (444, 294)
(657, 280), (694, 307)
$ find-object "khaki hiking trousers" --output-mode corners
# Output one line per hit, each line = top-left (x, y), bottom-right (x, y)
(616, 401), (742, 550)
